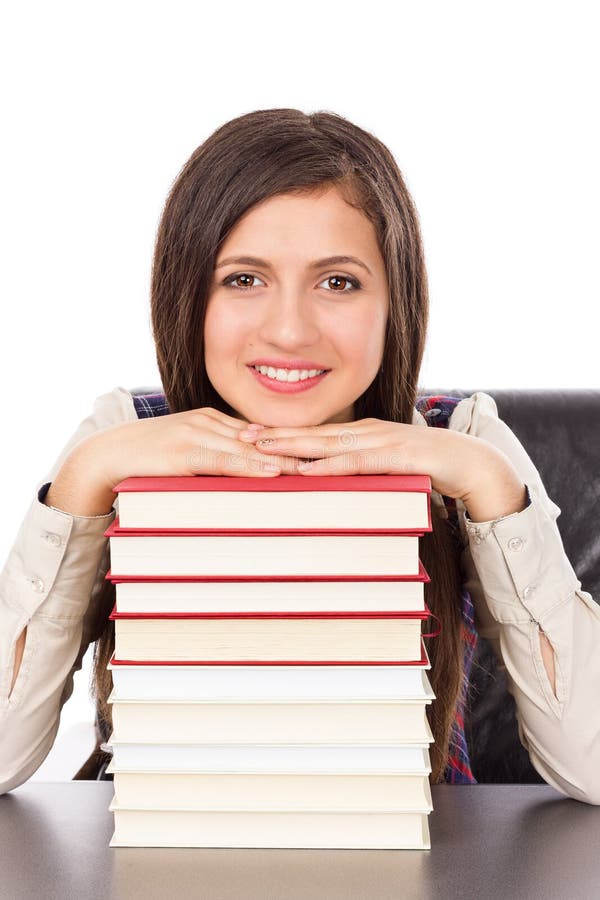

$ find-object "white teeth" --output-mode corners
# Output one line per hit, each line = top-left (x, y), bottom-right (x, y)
(253, 365), (326, 382)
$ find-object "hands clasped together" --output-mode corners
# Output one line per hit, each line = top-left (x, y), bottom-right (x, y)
(239, 416), (493, 504)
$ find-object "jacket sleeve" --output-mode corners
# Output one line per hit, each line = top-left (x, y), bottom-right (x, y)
(450, 391), (600, 805)
(0, 386), (136, 794)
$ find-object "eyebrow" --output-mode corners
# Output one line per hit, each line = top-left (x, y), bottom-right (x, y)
(215, 254), (373, 276)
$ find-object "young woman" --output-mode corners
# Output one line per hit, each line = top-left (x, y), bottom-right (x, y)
(1, 108), (598, 801)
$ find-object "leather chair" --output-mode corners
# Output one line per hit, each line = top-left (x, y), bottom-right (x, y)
(78, 387), (599, 784)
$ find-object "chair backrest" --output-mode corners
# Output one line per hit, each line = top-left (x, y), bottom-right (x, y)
(129, 385), (600, 782)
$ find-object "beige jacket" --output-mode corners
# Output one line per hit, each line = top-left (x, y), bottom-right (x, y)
(1, 388), (599, 801)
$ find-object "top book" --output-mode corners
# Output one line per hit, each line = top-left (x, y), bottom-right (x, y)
(112, 473), (433, 532)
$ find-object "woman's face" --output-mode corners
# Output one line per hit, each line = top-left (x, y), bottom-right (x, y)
(204, 185), (389, 427)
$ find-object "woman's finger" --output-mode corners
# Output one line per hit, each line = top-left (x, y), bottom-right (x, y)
(187, 431), (300, 477)
(251, 429), (388, 459)
(240, 421), (373, 442)
(296, 450), (404, 475)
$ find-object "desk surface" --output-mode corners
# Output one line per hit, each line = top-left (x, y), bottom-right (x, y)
(1, 782), (599, 900)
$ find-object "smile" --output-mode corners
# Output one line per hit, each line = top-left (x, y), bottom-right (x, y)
(248, 365), (330, 394)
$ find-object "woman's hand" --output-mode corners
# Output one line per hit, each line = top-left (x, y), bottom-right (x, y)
(239, 417), (527, 515)
(78, 407), (301, 492)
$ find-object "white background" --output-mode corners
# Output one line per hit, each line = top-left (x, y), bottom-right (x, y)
(1, 0), (598, 778)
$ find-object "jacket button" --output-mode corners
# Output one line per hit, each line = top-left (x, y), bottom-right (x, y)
(29, 576), (45, 592)
(508, 537), (523, 551)
(523, 585), (535, 600)
(43, 531), (61, 547)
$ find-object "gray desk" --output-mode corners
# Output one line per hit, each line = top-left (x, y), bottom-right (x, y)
(1, 783), (599, 900)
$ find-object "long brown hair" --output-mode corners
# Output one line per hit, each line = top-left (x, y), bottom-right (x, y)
(91, 108), (466, 783)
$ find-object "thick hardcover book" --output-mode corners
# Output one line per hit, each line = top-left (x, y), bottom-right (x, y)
(107, 693), (435, 744)
(103, 739), (433, 775)
(109, 639), (431, 667)
(112, 473), (433, 532)
(104, 523), (423, 577)
(105, 560), (431, 614)
(105, 766), (434, 813)
(108, 804), (432, 849)
(106, 651), (434, 699)
(109, 605), (433, 663)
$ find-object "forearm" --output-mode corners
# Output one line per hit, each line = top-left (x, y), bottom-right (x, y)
(8, 452), (116, 693)
(7, 448), (116, 711)
(462, 453), (555, 695)
(44, 446), (116, 517)
(459, 491), (600, 802)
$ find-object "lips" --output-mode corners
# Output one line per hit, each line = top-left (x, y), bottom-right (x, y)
(248, 365), (330, 394)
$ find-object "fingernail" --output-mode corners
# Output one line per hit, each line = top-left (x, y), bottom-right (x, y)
(239, 430), (257, 440)
(247, 423), (264, 430)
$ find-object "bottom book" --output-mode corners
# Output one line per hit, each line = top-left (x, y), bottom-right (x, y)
(108, 803), (432, 849)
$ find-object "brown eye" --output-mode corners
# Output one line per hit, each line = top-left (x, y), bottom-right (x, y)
(222, 273), (265, 291)
(319, 274), (361, 292)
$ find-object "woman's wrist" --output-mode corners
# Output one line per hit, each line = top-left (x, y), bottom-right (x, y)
(462, 456), (529, 524)
(44, 446), (116, 517)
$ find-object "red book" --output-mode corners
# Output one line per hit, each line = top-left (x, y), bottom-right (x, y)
(105, 560), (431, 617)
(111, 473), (433, 533)
(104, 521), (425, 579)
(109, 604), (439, 666)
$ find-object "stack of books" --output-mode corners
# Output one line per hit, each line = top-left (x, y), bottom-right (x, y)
(103, 473), (439, 849)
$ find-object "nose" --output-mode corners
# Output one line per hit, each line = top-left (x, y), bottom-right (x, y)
(257, 287), (321, 350)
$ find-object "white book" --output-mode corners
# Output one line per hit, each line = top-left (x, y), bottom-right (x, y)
(106, 765), (434, 813)
(112, 576), (427, 614)
(103, 739), (433, 774)
(107, 656), (434, 702)
(108, 804), (432, 849)
(107, 694), (435, 744)
(107, 533), (420, 577)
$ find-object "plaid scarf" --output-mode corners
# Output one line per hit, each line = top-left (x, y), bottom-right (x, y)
(128, 390), (478, 785)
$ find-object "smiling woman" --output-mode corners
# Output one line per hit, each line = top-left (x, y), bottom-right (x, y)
(2, 107), (597, 806)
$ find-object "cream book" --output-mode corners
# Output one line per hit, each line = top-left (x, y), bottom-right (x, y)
(105, 764), (433, 812)
(110, 611), (427, 663)
(105, 529), (422, 578)
(108, 804), (432, 849)
(108, 566), (429, 614)
(107, 693), (435, 744)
